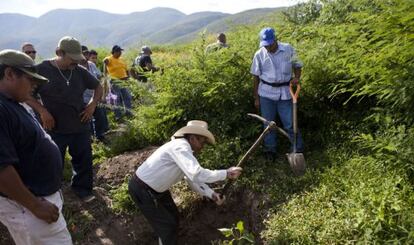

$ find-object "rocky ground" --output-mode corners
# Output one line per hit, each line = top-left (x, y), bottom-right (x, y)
(1, 146), (269, 245)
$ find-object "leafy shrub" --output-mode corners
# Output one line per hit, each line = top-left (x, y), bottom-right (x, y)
(262, 123), (414, 243)
(110, 177), (139, 215)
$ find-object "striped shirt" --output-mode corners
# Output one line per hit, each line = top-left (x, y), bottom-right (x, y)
(250, 42), (303, 101)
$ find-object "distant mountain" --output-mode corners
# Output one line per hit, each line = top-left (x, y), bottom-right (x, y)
(170, 8), (285, 44)
(0, 7), (284, 57)
(145, 12), (230, 44)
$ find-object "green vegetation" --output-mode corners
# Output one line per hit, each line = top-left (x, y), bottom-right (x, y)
(93, 0), (414, 243)
(216, 221), (255, 245)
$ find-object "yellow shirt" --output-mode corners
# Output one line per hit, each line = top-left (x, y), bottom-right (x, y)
(105, 55), (128, 79)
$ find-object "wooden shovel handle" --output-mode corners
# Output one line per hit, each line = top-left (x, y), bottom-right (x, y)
(289, 83), (301, 103)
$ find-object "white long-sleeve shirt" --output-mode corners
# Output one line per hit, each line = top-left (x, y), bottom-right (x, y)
(136, 138), (227, 198)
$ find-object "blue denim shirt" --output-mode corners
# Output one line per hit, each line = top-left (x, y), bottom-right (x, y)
(250, 42), (303, 101)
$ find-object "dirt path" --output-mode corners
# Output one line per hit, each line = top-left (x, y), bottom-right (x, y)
(0, 146), (268, 245)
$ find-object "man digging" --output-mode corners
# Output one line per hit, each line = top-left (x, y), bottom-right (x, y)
(128, 120), (242, 245)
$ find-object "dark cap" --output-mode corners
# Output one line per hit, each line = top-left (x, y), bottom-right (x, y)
(57, 36), (85, 61)
(0, 49), (48, 83)
(81, 45), (89, 52)
(112, 45), (124, 53)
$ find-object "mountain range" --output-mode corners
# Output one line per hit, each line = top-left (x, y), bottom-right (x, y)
(0, 7), (284, 57)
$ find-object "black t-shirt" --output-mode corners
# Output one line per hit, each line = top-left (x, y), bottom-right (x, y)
(0, 93), (63, 196)
(36, 61), (100, 134)
(134, 55), (152, 82)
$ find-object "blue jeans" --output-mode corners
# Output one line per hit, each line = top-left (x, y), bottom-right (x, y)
(111, 83), (132, 120)
(260, 96), (304, 153)
(90, 106), (109, 140)
(50, 132), (93, 198)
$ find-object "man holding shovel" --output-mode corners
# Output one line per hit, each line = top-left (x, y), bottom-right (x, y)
(250, 27), (304, 160)
(128, 120), (242, 245)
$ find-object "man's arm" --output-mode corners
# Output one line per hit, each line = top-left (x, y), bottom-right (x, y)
(103, 59), (109, 76)
(253, 75), (260, 110)
(146, 62), (159, 72)
(80, 83), (103, 123)
(292, 67), (302, 85)
(0, 165), (59, 224)
(25, 97), (55, 130)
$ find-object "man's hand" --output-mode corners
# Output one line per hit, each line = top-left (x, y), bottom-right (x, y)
(30, 197), (59, 224)
(80, 101), (97, 123)
(226, 166), (243, 180)
(211, 192), (226, 206)
(39, 109), (55, 130)
(291, 77), (300, 85)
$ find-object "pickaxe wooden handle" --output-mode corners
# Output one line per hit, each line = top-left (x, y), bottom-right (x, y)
(220, 113), (289, 195)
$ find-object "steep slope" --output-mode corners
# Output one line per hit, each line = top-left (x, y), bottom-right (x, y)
(145, 12), (229, 44)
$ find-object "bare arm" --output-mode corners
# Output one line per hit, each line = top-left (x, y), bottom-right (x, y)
(0, 165), (59, 223)
(292, 67), (302, 85)
(25, 97), (55, 130)
(80, 83), (103, 122)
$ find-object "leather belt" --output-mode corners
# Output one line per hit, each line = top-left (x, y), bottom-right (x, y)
(260, 79), (290, 87)
(132, 174), (160, 194)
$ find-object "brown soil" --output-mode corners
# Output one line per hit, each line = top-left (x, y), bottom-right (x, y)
(0, 146), (268, 245)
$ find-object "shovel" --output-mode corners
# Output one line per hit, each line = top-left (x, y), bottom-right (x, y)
(286, 83), (306, 176)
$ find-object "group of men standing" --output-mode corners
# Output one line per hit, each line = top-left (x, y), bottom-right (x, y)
(0, 26), (303, 245)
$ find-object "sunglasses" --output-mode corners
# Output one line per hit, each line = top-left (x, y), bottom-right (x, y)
(24, 51), (37, 55)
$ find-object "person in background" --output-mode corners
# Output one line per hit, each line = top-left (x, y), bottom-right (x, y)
(20, 42), (38, 116)
(88, 49), (99, 65)
(131, 45), (160, 82)
(0, 49), (72, 244)
(26, 36), (103, 202)
(21, 42), (37, 61)
(128, 120), (242, 245)
(103, 45), (132, 120)
(205, 33), (228, 53)
(80, 46), (109, 142)
(250, 27), (304, 160)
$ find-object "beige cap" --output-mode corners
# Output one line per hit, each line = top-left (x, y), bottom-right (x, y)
(0, 49), (48, 83)
(57, 36), (85, 61)
(172, 120), (216, 145)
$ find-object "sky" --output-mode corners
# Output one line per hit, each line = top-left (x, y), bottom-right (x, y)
(0, 0), (300, 17)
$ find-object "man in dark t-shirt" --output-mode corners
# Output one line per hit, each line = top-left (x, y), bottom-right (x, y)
(27, 36), (103, 202)
(131, 45), (160, 82)
(0, 49), (72, 244)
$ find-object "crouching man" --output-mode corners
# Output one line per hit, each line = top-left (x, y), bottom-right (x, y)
(128, 120), (242, 245)
(0, 50), (72, 244)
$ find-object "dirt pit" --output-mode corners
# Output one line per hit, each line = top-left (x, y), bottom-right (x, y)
(0, 146), (269, 245)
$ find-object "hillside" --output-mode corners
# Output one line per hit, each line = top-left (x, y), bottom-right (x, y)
(1, 0), (413, 244)
(170, 8), (285, 44)
(0, 7), (281, 57)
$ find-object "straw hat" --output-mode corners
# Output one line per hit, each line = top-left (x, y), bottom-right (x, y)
(172, 120), (215, 144)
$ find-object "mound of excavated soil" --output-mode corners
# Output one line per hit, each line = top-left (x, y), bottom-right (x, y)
(0, 146), (269, 245)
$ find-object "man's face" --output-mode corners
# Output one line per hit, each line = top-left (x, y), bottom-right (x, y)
(189, 135), (208, 154)
(61, 53), (80, 69)
(22, 45), (37, 60)
(89, 54), (98, 64)
(113, 51), (122, 58)
(5, 68), (38, 102)
(218, 35), (226, 44)
(265, 40), (278, 53)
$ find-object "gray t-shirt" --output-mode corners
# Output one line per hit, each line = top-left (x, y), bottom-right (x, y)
(36, 60), (100, 134)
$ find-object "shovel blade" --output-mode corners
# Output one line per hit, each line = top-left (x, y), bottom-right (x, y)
(286, 153), (306, 176)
